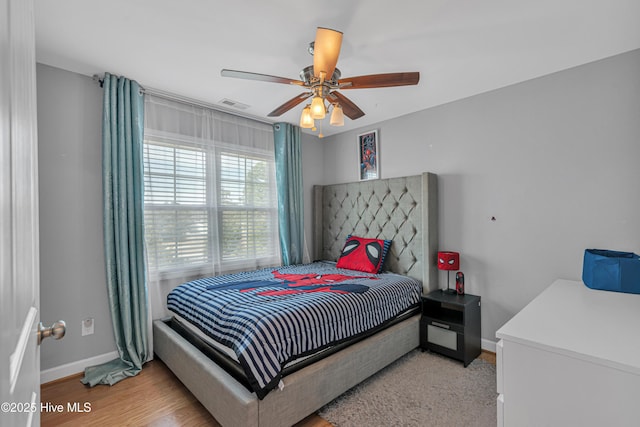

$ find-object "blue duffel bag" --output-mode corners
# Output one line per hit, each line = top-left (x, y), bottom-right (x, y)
(582, 249), (640, 294)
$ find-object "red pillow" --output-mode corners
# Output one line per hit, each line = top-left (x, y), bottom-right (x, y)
(336, 235), (390, 274)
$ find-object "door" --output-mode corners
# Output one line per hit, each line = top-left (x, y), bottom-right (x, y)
(1, 0), (41, 426)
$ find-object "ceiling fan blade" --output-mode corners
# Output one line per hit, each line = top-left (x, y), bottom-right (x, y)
(221, 69), (304, 86)
(267, 92), (313, 117)
(327, 91), (365, 120)
(339, 72), (420, 89)
(313, 27), (343, 80)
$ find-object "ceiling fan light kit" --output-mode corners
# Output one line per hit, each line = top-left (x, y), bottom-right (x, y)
(330, 104), (344, 126)
(221, 27), (419, 136)
(310, 94), (326, 119)
(299, 105), (314, 129)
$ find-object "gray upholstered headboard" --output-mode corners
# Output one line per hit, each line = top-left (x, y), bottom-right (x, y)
(313, 172), (438, 294)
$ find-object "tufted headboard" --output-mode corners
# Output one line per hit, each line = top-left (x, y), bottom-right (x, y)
(313, 172), (438, 294)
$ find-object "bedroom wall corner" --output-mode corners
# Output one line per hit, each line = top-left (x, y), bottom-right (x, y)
(37, 63), (117, 377)
(300, 131), (325, 262)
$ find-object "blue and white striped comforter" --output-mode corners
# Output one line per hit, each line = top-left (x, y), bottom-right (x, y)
(167, 261), (422, 399)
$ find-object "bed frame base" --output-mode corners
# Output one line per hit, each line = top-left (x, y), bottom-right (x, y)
(154, 315), (419, 427)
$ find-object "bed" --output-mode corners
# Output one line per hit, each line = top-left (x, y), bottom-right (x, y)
(153, 172), (438, 427)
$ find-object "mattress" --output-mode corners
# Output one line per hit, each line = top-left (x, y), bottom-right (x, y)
(172, 313), (329, 368)
(167, 261), (422, 398)
(172, 304), (418, 371)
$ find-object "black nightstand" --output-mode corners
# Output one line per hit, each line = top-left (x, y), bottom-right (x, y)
(420, 290), (481, 367)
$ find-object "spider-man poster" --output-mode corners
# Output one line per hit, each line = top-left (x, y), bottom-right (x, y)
(358, 130), (379, 180)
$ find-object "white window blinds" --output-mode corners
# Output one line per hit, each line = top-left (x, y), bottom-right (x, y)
(143, 95), (279, 281)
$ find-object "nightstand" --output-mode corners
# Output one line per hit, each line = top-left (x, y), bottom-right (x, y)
(420, 290), (481, 367)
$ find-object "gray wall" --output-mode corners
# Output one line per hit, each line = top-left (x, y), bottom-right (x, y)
(37, 64), (116, 370)
(301, 131), (324, 261)
(319, 49), (640, 343)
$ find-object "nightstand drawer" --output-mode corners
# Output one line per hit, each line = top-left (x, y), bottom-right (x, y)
(420, 316), (464, 355)
(423, 316), (464, 334)
(427, 323), (458, 350)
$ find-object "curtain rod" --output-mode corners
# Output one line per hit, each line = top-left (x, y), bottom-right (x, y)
(92, 74), (275, 126)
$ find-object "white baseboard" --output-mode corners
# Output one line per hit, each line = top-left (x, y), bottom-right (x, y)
(40, 351), (118, 385)
(481, 338), (497, 353)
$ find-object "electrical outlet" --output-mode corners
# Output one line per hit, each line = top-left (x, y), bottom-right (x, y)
(82, 318), (94, 336)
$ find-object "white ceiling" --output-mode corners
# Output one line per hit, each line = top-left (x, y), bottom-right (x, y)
(35, 0), (640, 137)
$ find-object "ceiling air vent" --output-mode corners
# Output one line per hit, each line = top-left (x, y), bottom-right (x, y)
(219, 98), (250, 110)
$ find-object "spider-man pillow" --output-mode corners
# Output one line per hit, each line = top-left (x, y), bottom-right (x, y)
(336, 235), (392, 274)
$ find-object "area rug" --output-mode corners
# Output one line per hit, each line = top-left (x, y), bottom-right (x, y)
(318, 349), (497, 427)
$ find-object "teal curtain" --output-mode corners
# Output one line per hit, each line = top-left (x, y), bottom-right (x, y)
(82, 73), (149, 386)
(273, 123), (304, 265)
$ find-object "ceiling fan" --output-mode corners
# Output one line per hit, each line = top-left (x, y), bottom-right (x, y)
(221, 27), (419, 132)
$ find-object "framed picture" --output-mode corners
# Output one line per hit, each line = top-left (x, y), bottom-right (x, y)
(358, 130), (379, 181)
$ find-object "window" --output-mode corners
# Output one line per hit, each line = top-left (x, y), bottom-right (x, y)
(143, 96), (279, 280)
(218, 152), (276, 263)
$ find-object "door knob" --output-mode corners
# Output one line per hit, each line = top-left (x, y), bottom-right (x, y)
(38, 320), (66, 345)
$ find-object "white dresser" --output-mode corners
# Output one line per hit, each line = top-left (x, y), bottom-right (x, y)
(495, 279), (640, 427)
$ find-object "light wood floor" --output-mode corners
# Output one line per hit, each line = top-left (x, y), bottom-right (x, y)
(40, 359), (330, 427)
(42, 351), (495, 427)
